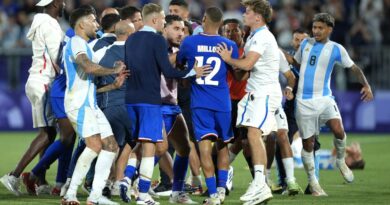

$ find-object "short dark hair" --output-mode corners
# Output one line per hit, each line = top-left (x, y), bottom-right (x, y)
(205, 7), (223, 23)
(165, 14), (183, 27)
(69, 6), (95, 29)
(120, 6), (141, 20)
(169, 0), (189, 9)
(184, 20), (193, 35)
(223, 18), (244, 29)
(313, 13), (335, 27)
(292, 28), (308, 35)
(242, 0), (273, 23)
(101, 13), (120, 32)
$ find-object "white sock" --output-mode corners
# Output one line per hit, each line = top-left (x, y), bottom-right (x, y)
(138, 157), (154, 200)
(67, 147), (98, 196)
(253, 164), (265, 184)
(301, 149), (318, 184)
(89, 150), (116, 200)
(265, 169), (271, 182)
(228, 150), (237, 164)
(127, 157), (137, 167)
(282, 157), (295, 183)
(334, 135), (346, 160)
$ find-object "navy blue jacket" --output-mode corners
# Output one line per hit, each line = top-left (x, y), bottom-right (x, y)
(124, 30), (192, 105)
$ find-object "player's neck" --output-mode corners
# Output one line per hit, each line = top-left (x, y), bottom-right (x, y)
(203, 26), (219, 35)
(250, 23), (266, 33)
(316, 38), (330, 44)
(75, 30), (90, 42)
(44, 8), (59, 19)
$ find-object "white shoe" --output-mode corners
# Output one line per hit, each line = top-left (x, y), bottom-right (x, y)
(136, 194), (160, 205)
(202, 197), (220, 205)
(240, 181), (272, 204)
(60, 178), (71, 197)
(87, 195), (119, 205)
(0, 174), (21, 196)
(62, 193), (80, 205)
(36, 184), (52, 195)
(336, 159), (354, 183)
(309, 182), (328, 196)
(226, 166), (233, 192)
(149, 186), (160, 199)
(169, 192), (198, 204)
(217, 187), (226, 204)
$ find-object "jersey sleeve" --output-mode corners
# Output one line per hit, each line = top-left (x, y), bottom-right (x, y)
(248, 33), (267, 55)
(279, 49), (290, 73)
(70, 37), (88, 60)
(338, 44), (354, 68)
(294, 38), (307, 64)
(41, 21), (63, 63)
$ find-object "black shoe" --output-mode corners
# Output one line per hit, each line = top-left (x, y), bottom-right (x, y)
(202, 189), (209, 197)
(184, 184), (193, 193)
(304, 184), (312, 195)
(153, 182), (172, 196)
(102, 186), (111, 199)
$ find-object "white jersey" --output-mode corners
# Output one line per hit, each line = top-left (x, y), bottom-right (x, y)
(26, 13), (64, 82)
(244, 26), (281, 96)
(64, 36), (97, 112)
(279, 49), (290, 73)
(294, 38), (354, 100)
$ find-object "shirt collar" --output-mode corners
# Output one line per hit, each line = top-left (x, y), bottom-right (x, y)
(112, 41), (125, 46)
(140, 25), (157, 33)
(101, 33), (117, 38)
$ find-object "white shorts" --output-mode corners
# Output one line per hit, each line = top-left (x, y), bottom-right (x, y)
(25, 78), (55, 128)
(236, 92), (282, 136)
(275, 106), (288, 130)
(295, 97), (341, 139)
(66, 106), (113, 139)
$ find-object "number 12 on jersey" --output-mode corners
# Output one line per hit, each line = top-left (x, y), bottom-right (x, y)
(195, 56), (221, 86)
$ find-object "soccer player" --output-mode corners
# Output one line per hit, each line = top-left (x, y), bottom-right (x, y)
(177, 7), (239, 205)
(0, 0), (65, 196)
(93, 20), (135, 197)
(123, 3), (210, 205)
(89, 13), (120, 52)
(286, 13), (373, 196)
(216, 0), (279, 204)
(120, 6), (144, 31)
(61, 7), (127, 205)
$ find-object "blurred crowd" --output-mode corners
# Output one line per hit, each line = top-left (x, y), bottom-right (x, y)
(0, 0), (389, 49)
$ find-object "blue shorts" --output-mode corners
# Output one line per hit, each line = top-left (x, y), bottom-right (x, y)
(127, 104), (163, 143)
(162, 104), (181, 134)
(192, 108), (233, 143)
(102, 105), (133, 147)
(51, 97), (67, 119)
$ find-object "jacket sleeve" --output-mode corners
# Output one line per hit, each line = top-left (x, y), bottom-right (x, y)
(41, 21), (63, 63)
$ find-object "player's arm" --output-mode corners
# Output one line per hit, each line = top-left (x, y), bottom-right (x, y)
(350, 64), (373, 102)
(42, 23), (63, 74)
(96, 71), (128, 93)
(282, 70), (296, 100)
(75, 53), (126, 76)
(282, 49), (300, 68)
(216, 42), (260, 71)
(230, 69), (249, 81)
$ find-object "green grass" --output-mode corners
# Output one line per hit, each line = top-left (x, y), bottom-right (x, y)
(0, 132), (389, 204)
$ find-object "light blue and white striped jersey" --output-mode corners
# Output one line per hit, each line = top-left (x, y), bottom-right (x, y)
(63, 35), (97, 112)
(294, 38), (354, 100)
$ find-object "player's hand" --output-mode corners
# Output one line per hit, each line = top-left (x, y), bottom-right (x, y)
(360, 85), (373, 102)
(216, 42), (233, 62)
(113, 61), (126, 74)
(193, 59), (212, 78)
(284, 86), (294, 100)
(113, 70), (130, 89)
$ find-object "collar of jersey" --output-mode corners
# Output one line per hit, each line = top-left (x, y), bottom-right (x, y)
(140, 25), (157, 33)
(112, 41), (125, 46)
(101, 33), (117, 38)
(199, 33), (219, 37)
(250, 25), (267, 37)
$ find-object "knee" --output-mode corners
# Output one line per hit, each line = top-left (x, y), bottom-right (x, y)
(302, 137), (314, 152)
(155, 143), (167, 157)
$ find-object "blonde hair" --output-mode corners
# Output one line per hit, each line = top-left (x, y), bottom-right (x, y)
(142, 3), (163, 20)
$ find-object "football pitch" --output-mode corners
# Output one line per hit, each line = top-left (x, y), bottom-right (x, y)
(0, 132), (389, 204)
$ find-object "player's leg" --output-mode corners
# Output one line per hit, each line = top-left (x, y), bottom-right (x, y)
(265, 132), (276, 186)
(62, 108), (103, 204)
(167, 114), (197, 203)
(323, 99), (354, 183)
(296, 99), (326, 196)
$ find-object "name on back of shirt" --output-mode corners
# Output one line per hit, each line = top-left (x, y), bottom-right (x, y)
(197, 45), (217, 53)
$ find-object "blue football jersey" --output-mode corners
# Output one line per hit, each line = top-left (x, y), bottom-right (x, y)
(177, 34), (239, 112)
